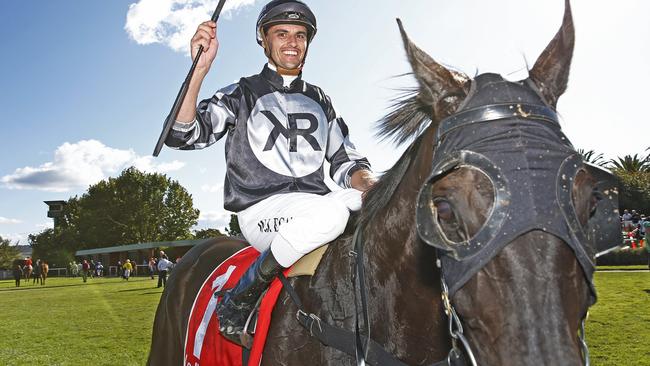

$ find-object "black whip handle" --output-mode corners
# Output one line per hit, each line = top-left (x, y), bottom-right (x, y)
(152, 0), (227, 157)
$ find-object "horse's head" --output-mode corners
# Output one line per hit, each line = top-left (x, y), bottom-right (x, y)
(397, 1), (620, 364)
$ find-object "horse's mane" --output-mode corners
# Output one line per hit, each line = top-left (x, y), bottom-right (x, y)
(375, 87), (432, 145)
(359, 86), (434, 228)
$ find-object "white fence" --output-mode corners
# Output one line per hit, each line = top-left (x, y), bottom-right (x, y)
(0, 267), (67, 279)
(0, 270), (12, 280)
(48, 267), (68, 277)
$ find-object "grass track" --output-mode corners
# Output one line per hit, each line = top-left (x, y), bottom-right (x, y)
(0, 271), (648, 365)
(0, 276), (161, 365)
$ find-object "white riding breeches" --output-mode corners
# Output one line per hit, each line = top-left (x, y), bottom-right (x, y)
(237, 189), (363, 267)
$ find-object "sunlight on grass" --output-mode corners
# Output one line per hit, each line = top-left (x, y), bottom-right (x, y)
(0, 276), (162, 365)
(0, 271), (648, 364)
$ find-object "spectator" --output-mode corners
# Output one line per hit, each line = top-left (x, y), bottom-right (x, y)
(148, 257), (156, 280)
(157, 256), (173, 288)
(117, 260), (123, 277)
(644, 220), (650, 270)
(622, 209), (633, 231)
(33, 259), (42, 285)
(69, 261), (78, 277)
(636, 216), (647, 242)
(13, 263), (23, 287)
(82, 260), (90, 283)
(96, 261), (104, 277)
(123, 259), (132, 281)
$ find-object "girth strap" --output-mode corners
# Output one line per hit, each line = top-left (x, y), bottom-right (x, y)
(277, 273), (410, 366)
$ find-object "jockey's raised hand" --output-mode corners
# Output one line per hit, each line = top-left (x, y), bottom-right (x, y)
(191, 20), (219, 72)
(176, 20), (218, 123)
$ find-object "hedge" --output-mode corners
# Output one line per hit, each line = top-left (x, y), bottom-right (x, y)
(596, 247), (649, 266)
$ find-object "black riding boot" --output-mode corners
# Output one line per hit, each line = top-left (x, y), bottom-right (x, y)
(216, 249), (283, 347)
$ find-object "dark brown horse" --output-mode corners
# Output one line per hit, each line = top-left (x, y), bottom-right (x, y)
(149, 1), (618, 365)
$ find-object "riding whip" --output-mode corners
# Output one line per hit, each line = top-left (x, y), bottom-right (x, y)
(153, 0), (227, 157)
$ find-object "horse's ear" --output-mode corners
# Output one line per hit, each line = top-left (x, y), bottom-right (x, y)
(529, 0), (574, 107)
(397, 19), (469, 121)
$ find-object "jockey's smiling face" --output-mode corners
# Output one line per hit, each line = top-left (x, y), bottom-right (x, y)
(263, 23), (308, 70)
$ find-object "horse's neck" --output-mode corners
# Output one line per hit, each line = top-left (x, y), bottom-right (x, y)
(359, 127), (449, 361)
(365, 126), (436, 268)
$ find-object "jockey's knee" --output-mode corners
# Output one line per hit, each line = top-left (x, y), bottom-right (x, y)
(271, 198), (350, 267)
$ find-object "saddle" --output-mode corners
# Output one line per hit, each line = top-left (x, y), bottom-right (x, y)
(184, 244), (329, 366)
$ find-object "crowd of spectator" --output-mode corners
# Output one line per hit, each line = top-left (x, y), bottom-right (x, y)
(621, 209), (650, 248)
(69, 251), (180, 287)
(12, 256), (49, 287)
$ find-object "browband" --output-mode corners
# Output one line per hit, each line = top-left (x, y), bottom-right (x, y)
(437, 103), (559, 140)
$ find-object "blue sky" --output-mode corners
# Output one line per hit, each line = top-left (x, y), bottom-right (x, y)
(1, 0), (648, 246)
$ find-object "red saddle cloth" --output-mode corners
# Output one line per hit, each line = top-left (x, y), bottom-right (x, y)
(184, 246), (288, 366)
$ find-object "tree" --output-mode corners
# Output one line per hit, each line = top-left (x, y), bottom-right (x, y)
(225, 214), (241, 237)
(28, 229), (73, 268)
(62, 167), (200, 249)
(608, 154), (649, 173)
(615, 170), (650, 214)
(577, 148), (607, 167)
(0, 236), (21, 269)
(194, 228), (224, 239)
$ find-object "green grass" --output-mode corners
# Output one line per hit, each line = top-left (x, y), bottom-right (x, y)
(587, 271), (650, 365)
(0, 276), (161, 365)
(0, 272), (648, 365)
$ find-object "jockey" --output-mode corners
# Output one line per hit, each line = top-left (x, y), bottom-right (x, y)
(165, 0), (375, 346)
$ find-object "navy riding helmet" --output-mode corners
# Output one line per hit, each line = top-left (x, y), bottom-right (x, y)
(256, 0), (317, 46)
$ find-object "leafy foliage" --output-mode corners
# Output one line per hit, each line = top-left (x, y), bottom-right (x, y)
(615, 170), (650, 213)
(577, 148), (607, 167)
(578, 148), (650, 213)
(225, 214), (241, 237)
(608, 154), (649, 173)
(193, 228), (224, 239)
(29, 167), (200, 260)
(70, 167), (199, 247)
(28, 229), (73, 268)
(0, 236), (21, 269)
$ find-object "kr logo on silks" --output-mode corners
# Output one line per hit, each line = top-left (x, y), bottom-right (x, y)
(247, 92), (328, 177)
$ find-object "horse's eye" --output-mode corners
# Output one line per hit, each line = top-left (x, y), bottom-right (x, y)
(433, 198), (467, 242)
(435, 199), (457, 224)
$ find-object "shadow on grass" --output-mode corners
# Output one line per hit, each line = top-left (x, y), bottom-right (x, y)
(643, 289), (650, 295)
(142, 291), (164, 295)
(117, 286), (162, 293)
(0, 277), (153, 292)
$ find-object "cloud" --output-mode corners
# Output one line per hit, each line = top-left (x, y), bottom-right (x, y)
(201, 184), (223, 193)
(0, 233), (24, 244)
(0, 217), (22, 224)
(0, 140), (185, 192)
(35, 222), (54, 231)
(199, 210), (231, 227)
(125, 0), (258, 53)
